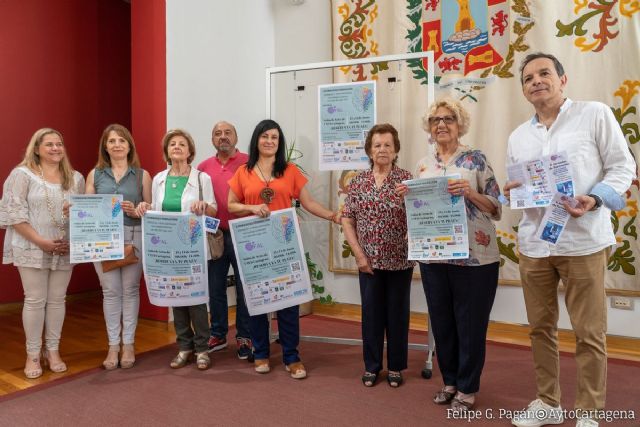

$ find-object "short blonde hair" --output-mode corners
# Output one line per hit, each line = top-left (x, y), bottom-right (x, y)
(19, 128), (76, 191)
(162, 128), (196, 164)
(422, 97), (471, 138)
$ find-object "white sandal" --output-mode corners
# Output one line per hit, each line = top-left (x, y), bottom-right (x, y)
(195, 352), (210, 370)
(103, 345), (120, 370)
(24, 353), (43, 379)
(170, 350), (193, 369)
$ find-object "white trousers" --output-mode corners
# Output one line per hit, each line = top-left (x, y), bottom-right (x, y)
(94, 225), (143, 346)
(18, 267), (73, 354)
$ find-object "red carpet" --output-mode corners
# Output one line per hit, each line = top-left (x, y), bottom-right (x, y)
(1, 315), (638, 426)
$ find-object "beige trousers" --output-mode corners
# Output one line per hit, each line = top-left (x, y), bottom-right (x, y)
(18, 267), (73, 354)
(519, 249), (608, 410)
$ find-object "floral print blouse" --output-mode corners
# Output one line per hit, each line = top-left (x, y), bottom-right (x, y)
(342, 166), (415, 271)
(0, 166), (85, 270)
(415, 143), (501, 266)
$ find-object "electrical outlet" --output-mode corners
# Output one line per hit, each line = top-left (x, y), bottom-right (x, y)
(611, 297), (634, 310)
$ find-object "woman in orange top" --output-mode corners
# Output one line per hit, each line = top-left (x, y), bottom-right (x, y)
(228, 119), (340, 379)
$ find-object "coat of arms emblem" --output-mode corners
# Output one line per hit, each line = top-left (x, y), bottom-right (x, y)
(421, 0), (510, 76)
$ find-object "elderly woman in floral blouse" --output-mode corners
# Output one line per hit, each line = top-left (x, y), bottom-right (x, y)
(398, 98), (501, 411)
(342, 123), (415, 389)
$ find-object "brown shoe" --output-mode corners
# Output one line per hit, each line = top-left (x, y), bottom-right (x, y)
(450, 394), (475, 413)
(285, 361), (307, 379)
(433, 387), (456, 404)
(254, 358), (270, 374)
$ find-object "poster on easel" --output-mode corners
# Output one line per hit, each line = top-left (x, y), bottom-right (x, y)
(318, 81), (376, 171)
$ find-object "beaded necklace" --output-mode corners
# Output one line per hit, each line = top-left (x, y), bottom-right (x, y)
(39, 166), (67, 238)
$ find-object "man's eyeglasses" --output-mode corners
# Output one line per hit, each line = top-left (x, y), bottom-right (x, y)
(428, 115), (456, 126)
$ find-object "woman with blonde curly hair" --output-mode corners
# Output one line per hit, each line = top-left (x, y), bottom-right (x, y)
(398, 98), (502, 411)
(0, 128), (84, 378)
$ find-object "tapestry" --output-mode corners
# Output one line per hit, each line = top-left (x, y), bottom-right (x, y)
(329, 0), (640, 295)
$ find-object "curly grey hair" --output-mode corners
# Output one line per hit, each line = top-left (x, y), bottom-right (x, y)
(421, 97), (471, 138)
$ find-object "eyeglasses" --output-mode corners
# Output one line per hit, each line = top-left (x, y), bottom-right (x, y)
(428, 115), (456, 126)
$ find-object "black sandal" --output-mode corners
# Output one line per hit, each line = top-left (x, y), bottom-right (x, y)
(387, 371), (403, 388)
(361, 371), (378, 387)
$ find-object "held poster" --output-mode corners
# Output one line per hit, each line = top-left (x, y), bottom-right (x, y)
(230, 208), (312, 316)
(141, 211), (208, 307)
(404, 176), (470, 261)
(318, 81), (376, 171)
(69, 194), (124, 263)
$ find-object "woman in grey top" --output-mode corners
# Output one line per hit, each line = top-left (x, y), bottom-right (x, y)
(85, 124), (152, 370)
(0, 128), (84, 378)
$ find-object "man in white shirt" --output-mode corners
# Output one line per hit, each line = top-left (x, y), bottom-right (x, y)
(505, 53), (636, 427)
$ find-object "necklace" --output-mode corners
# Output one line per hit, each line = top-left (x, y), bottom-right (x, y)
(255, 163), (275, 203)
(39, 166), (67, 239)
(169, 166), (190, 188)
(112, 166), (127, 183)
(373, 169), (390, 189)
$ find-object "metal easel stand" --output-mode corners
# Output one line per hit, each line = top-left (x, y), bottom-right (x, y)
(268, 312), (436, 379)
(264, 51), (437, 379)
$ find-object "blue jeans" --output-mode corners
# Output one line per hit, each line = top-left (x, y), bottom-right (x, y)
(419, 262), (499, 394)
(250, 305), (300, 365)
(207, 230), (250, 339)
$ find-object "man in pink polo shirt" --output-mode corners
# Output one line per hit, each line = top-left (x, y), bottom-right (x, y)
(197, 121), (252, 360)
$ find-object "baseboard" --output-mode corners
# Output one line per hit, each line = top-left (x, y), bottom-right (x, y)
(311, 300), (640, 361)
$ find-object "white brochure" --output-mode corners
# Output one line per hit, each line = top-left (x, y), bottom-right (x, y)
(507, 151), (573, 209)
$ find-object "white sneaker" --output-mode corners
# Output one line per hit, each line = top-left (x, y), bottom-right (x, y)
(511, 399), (564, 427)
(576, 418), (598, 427)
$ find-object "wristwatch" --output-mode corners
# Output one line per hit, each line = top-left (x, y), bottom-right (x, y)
(588, 193), (603, 210)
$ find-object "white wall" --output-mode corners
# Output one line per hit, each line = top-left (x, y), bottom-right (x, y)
(166, 0), (275, 162)
(165, 0), (640, 339)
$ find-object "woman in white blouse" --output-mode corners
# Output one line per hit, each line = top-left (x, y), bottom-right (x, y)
(0, 128), (85, 379)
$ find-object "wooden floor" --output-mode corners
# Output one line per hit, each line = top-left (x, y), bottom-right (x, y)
(0, 292), (638, 396)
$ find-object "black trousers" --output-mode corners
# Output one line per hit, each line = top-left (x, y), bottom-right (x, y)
(359, 268), (413, 373)
(419, 262), (499, 394)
